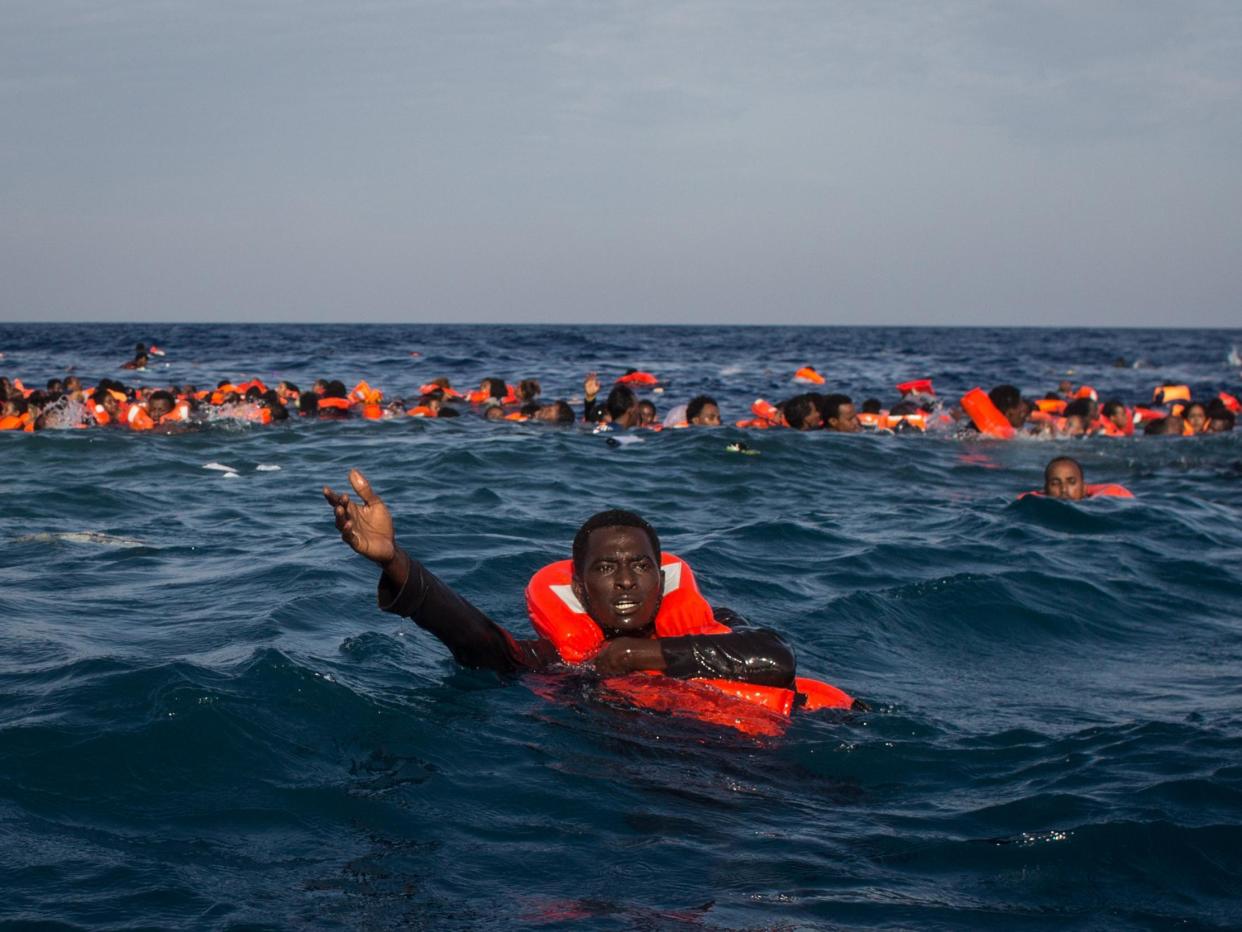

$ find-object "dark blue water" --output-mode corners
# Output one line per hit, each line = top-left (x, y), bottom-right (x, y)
(2, 324), (1241, 930)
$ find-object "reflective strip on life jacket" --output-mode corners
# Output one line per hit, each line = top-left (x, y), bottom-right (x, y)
(406, 405), (437, 417)
(125, 404), (155, 431)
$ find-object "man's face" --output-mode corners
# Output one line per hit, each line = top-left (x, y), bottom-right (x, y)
(798, 407), (823, 430)
(1108, 407), (1129, 430)
(572, 526), (663, 635)
(1004, 401), (1029, 429)
(148, 397), (173, 420)
(533, 403), (558, 422)
(690, 403), (721, 426)
(1185, 406), (1207, 433)
(1045, 461), (1085, 500)
(828, 403), (859, 432)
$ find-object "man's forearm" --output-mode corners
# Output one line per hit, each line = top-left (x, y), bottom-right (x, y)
(659, 630), (796, 687)
(378, 551), (557, 673)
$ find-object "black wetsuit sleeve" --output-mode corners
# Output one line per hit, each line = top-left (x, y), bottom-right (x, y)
(377, 559), (560, 673)
(659, 609), (796, 687)
(583, 396), (605, 422)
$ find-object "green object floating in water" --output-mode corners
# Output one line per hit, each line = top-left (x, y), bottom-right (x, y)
(725, 442), (759, 455)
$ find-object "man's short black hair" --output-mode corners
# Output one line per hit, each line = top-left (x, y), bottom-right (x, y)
(148, 389), (175, 406)
(549, 400), (575, 423)
(782, 393), (818, 430)
(605, 384), (637, 421)
(298, 392), (320, 415)
(822, 393), (852, 422)
(1064, 398), (1093, 418)
(572, 510), (661, 577)
(1144, 416), (1180, 435)
(989, 384), (1023, 412)
(482, 377), (507, 399)
(1102, 399), (1126, 418)
(323, 380), (348, 399)
(686, 395), (716, 421)
(861, 398), (882, 414)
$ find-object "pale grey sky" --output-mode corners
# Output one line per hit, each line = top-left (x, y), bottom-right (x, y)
(2, 1), (1239, 325)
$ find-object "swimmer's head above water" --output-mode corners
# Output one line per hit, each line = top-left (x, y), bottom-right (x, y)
(1044, 456), (1085, 500)
(570, 510), (665, 635)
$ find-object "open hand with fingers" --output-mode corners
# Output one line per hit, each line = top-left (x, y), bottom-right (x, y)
(323, 469), (398, 567)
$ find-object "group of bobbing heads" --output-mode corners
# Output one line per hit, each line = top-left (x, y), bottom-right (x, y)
(3, 348), (1238, 437)
(962, 380), (1238, 439)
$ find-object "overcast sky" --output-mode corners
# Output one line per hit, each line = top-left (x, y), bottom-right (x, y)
(2, 1), (1239, 325)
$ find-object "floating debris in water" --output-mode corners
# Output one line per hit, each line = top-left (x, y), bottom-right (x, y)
(16, 531), (145, 548)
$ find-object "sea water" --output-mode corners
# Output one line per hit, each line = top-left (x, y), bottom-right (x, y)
(1, 323), (1240, 929)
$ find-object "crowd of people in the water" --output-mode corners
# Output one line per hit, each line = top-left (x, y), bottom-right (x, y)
(1, 343), (1237, 441)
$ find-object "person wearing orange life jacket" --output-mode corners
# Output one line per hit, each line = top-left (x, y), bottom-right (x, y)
(1027, 457), (1134, 501)
(324, 470), (864, 718)
(1182, 402), (1209, 434)
(0, 395), (34, 431)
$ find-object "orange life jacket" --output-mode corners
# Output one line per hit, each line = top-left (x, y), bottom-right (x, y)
(896, 379), (934, 396)
(317, 396), (352, 411)
(417, 382), (463, 400)
(856, 411), (886, 429)
(466, 385), (518, 405)
(1073, 385), (1098, 401)
(124, 404), (155, 431)
(1153, 384), (1190, 405)
(1035, 398), (1067, 415)
(0, 412), (32, 431)
(525, 553), (853, 735)
(160, 400), (192, 424)
(406, 405), (437, 418)
(961, 388), (1015, 439)
(1219, 391), (1241, 414)
(1020, 483), (1135, 500)
(885, 413), (927, 431)
(735, 398), (785, 430)
(616, 371), (659, 387)
(351, 380), (383, 406)
(793, 367), (825, 385)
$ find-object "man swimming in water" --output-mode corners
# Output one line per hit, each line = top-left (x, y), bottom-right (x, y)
(1043, 456), (1086, 500)
(324, 470), (797, 683)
